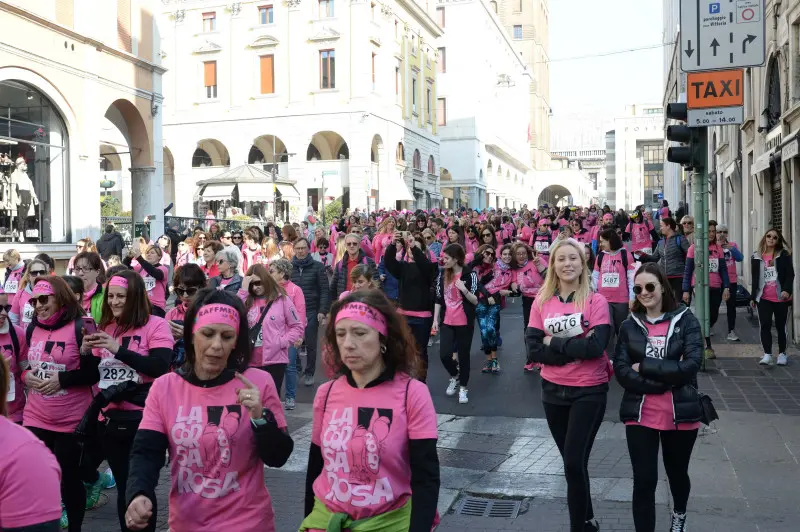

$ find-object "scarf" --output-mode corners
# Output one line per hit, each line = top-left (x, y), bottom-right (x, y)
(497, 261), (511, 272)
(294, 254), (314, 268)
(82, 283), (99, 310)
(34, 307), (67, 328)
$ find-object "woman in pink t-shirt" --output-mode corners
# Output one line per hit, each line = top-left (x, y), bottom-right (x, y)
(165, 264), (208, 370)
(592, 228), (636, 338)
(2, 248), (25, 295)
(512, 243), (547, 372)
(614, 263), (704, 532)
(0, 287), (27, 424)
(300, 290), (439, 532)
(21, 276), (100, 532)
(81, 270), (174, 532)
(433, 244), (479, 405)
(752, 228), (795, 366)
(9, 258), (50, 328)
(125, 289), (293, 532)
(1, 357), (62, 531)
(473, 245), (515, 374)
(126, 245), (169, 317)
(525, 238), (612, 532)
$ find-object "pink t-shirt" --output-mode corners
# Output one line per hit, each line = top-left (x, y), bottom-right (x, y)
(626, 320), (700, 431)
(723, 242), (739, 283)
(443, 273), (468, 326)
(0, 417), (62, 528)
(165, 304), (188, 322)
(138, 369), (287, 532)
(528, 292), (612, 387)
(629, 220), (654, 254)
(3, 265), (24, 294)
(483, 267), (514, 294)
(516, 261), (544, 298)
(133, 260), (169, 309)
(310, 374), (438, 523)
(10, 288), (34, 328)
(22, 321), (95, 432)
(281, 280), (307, 326)
(687, 244), (725, 289)
(761, 254), (781, 302)
(1, 324), (28, 422)
(594, 249), (636, 304)
(372, 233), (394, 264)
(243, 248), (265, 272)
(93, 316), (173, 411)
(531, 233), (553, 256)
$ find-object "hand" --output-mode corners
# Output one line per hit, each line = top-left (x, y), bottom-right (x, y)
(85, 331), (120, 355)
(510, 283), (519, 292)
(455, 279), (467, 293)
(168, 321), (184, 340)
(631, 363), (640, 372)
(317, 313), (326, 324)
(751, 300), (757, 308)
(543, 336), (552, 346)
(24, 371), (44, 390)
(293, 338), (303, 348)
(39, 373), (62, 396)
(125, 495), (153, 531)
(722, 288), (730, 302)
(431, 321), (439, 335)
(242, 275), (254, 291)
(235, 372), (262, 419)
(781, 291), (791, 301)
(380, 275), (386, 282)
(488, 297), (496, 306)
(499, 290), (512, 297)
(682, 292), (690, 304)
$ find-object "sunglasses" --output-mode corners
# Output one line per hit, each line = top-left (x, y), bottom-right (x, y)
(174, 286), (200, 297)
(222, 234), (232, 239)
(233, 235), (242, 240)
(633, 283), (658, 295)
(766, 234), (778, 239)
(682, 221), (694, 226)
(346, 242), (360, 247)
(318, 245), (328, 250)
(482, 233), (493, 237)
(29, 270), (47, 277)
(31, 295), (51, 306)
(0, 304), (12, 313)
(718, 231), (728, 234)
(250, 280), (262, 287)
(424, 235), (434, 240)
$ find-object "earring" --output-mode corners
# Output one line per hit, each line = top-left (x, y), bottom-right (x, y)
(380, 344), (387, 355)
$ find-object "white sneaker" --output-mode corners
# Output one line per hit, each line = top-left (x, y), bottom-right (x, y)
(727, 331), (740, 341)
(777, 353), (789, 366)
(458, 387), (469, 404)
(446, 378), (458, 396)
(759, 354), (773, 365)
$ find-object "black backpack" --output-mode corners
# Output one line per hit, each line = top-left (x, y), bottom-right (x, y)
(26, 318), (84, 347)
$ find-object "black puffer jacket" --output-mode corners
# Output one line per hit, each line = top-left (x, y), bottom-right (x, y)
(291, 255), (331, 315)
(613, 306), (703, 425)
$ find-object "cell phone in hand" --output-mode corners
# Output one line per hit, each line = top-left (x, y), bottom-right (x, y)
(81, 316), (98, 336)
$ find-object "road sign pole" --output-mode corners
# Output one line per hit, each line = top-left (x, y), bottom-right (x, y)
(691, 127), (710, 369)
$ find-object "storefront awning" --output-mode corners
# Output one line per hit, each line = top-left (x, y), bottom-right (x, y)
(276, 183), (301, 199)
(751, 151), (773, 174)
(237, 182), (270, 201)
(201, 183), (235, 200)
(384, 178), (414, 201)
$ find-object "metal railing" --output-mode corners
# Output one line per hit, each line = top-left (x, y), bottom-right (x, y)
(101, 216), (262, 246)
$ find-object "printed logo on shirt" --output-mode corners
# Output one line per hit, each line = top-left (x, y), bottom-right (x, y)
(172, 404), (243, 499)
(321, 406), (395, 506)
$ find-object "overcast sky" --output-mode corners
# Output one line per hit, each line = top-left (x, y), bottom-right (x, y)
(548, 0), (664, 150)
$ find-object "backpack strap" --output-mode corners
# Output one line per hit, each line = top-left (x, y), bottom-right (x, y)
(321, 379), (336, 415)
(621, 249), (629, 271)
(596, 251), (604, 270)
(8, 323), (19, 360)
(25, 321), (34, 345)
(26, 318), (84, 347)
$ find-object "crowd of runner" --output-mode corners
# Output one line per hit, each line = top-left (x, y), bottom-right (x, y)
(0, 200), (794, 532)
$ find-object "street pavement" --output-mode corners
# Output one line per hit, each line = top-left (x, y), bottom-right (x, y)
(81, 301), (800, 531)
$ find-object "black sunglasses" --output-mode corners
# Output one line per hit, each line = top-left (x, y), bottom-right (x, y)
(29, 270), (47, 277)
(633, 283), (658, 295)
(482, 233), (493, 237)
(174, 286), (200, 297)
(31, 295), (51, 306)
(222, 234), (232, 239)
(0, 304), (12, 313)
(232, 235), (243, 239)
(250, 280), (262, 287)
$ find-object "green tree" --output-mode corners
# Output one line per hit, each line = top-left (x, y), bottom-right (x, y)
(100, 195), (122, 217)
(323, 198), (342, 225)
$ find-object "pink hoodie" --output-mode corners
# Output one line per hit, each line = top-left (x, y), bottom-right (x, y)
(2, 264), (24, 295)
(240, 293), (304, 366)
(516, 260), (545, 298)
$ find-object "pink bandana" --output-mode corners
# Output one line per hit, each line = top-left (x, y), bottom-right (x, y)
(108, 276), (128, 290)
(193, 303), (240, 334)
(31, 280), (55, 297)
(336, 302), (388, 337)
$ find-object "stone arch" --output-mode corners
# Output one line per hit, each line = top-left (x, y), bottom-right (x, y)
(396, 141), (405, 164)
(251, 135), (289, 163)
(307, 131), (349, 160)
(163, 147), (175, 207)
(537, 184), (574, 207)
(105, 98), (151, 167)
(192, 139), (230, 167)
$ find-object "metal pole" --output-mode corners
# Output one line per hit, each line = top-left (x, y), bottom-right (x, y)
(692, 127), (710, 368)
(321, 171), (326, 226)
(273, 134), (278, 222)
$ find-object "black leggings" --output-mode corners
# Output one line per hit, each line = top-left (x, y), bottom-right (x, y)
(757, 298), (791, 354)
(726, 282), (738, 332)
(522, 296), (534, 329)
(406, 317), (432, 382)
(608, 302), (629, 336)
(100, 416), (157, 532)
(440, 323), (474, 387)
(543, 397), (606, 531)
(626, 425), (698, 532)
(28, 427), (85, 532)
(262, 364), (287, 395)
(667, 277), (683, 301)
(706, 288), (723, 348)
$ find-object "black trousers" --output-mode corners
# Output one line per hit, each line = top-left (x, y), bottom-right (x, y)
(262, 363), (287, 394)
(608, 302), (630, 336)
(757, 298), (791, 354)
(440, 323), (474, 387)
(667, 277), (683, 301)
(302, 314), (320, 377)
(99, 416), (157, 532)
(705, 287), (723, 348)
(406, 316), (432, 382)
(543, 395), (606, 531)
(726, 282), (738, 332)
(626, 425), (698, 532)
(28, 427), (85, 532)
(522, 296), (534, 329)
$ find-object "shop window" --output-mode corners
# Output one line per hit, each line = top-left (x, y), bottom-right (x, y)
(0, 80), (70, 243)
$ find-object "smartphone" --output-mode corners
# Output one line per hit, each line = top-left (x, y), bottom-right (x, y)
(81, 316), (98, 335)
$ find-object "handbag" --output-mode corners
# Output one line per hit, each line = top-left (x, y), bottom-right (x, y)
(689, 385), (719, 425)
(248, 299), (275, 348)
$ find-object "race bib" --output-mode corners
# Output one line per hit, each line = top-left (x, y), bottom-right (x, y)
(22, 303), (34, 324)
(6, 378), (14, 402)
(764, 266), (777, 283)
(143, 276), (156, 292)
(708, 258), (719, 273)
(254, 329), (263, 347)
(638, 247), (652, 255)
(4, 280), (18, 293)
(534, 241), (550, 252)
(31, 361), (67, 396)
(543, 312), (584, 338)
(99, 358), (140, 389)
(645, 336), (667, 359)
(601, 272), (620, 288)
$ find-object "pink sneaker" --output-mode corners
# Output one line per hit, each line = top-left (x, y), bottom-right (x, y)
(524, 362), (537, 372)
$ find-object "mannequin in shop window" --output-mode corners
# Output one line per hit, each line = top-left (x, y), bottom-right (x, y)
(9, 157), (39, 239)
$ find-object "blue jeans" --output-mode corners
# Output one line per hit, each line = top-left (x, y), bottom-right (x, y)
(285, 345), (297, 401)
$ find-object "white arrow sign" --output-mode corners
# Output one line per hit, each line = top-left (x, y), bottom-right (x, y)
(680, 0), (765, 72)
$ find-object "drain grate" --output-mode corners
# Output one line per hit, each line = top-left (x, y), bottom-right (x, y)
(720, 369), (767, 378)
(455, 496), (521, 518)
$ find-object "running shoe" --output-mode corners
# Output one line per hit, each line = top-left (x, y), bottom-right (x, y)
(101, 468), (116, 489)
(284, 397), (296, 410)
(584, 519), (600, 532)
(85, 475), (103, 509)
(446, 378), (458, 396)
(759, 353), (773, 365)
(481, 360), (493, 373)
(303, 374), (314, 387)
(726, 331), (740, 341)
(524, 362), (537, 372)
(491, 359), (500, 374)
(777, 353), (789, 366)
(670, 511), (687, 531)
(458, 387), (469, 404)
(704, 348), (716, 360)
(60, 504), (68, 529)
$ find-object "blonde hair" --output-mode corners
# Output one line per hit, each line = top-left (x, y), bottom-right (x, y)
(534, 238), (592, 312)
(2, 249), (20, 263)
(262, 237), (280, 258)
(334, 234), (347, 264)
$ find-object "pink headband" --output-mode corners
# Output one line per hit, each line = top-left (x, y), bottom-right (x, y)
(193, 304), (240, 334)
(32, 280), (55, 296)
(108, 277), (128, 289)
(336, 302), (388, 337)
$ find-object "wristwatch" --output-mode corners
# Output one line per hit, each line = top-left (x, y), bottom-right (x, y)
(251, 408), (275, 429)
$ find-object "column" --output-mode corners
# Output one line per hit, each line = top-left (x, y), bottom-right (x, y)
(130, 166), (163, 234)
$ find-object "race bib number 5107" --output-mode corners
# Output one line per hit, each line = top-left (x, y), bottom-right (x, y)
(543, 313), (584, 338)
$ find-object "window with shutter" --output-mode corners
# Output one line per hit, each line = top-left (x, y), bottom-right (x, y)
(204, 61), (218, 98)
(437, 98), (446, 126)
(260, 56), (275, 94)
(117, 0), (132, 52)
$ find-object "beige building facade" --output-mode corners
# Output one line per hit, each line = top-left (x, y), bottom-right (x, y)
(0, 0), (164, 260)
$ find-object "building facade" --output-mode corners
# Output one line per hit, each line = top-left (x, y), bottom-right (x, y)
(0, 0), (164, 260)
(435, 0), (532, 210)
(158, 0), (442, 221)
(550, 148), (606, 205)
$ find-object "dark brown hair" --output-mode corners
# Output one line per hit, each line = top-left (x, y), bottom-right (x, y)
(599, 228), (623, 251)
(442, 243), (466, 286)
(74, 251), (107, 285)
(0, 356), (8, 416)
(100, 270), (151, 334)
(325, 289), (421, 378)
(184, 288), (251, 372)
(245, 263), (285, 309)
(173, 263), (207, 288)
(32, 276), (84, 323)
(631, 263), (679, 314)
(281, 224), (299, 242)
(511, 242), (533, 262)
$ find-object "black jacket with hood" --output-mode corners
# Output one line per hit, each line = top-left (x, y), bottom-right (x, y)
(613, 305), (703, 425)
(96, 231), (124, 260)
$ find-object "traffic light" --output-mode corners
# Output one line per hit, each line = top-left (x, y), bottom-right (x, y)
(665, 103), (706, 170)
